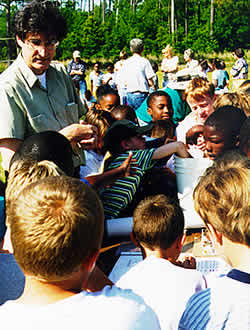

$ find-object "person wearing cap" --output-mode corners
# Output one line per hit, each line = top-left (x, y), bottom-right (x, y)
(0, 0), (96, 172)
(99, 120), (189, 220)
(184, 49), (199, 71)
(161, 45), (179, 88)
(67, 50), (87, 97)
(120, 39), (156, 114)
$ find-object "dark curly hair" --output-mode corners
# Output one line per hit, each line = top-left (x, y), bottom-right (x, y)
(14, 0), (67, 42)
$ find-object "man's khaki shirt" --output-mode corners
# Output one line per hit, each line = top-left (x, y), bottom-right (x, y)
(0, 54), (87, 166)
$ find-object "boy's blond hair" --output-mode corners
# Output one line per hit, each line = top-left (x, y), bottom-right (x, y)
(213, 92), (250, 116)
(6, 160), (64, 224)
(9, 176), (104, 281)
(185, 77), (215, 102)
(133, 195), (184, 250)
(193, 151), (250, 246)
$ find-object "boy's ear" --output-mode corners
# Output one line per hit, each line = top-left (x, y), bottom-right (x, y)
(80, 251), (99, 273)
(130, 231), (140, 247)
(147, 107), (153, 116)
(176, 234), (185, 251)
(121, 139), (130, 151)
(207, 223), (223, 246)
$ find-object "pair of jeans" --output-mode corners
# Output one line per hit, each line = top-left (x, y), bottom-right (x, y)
(127, 92), (148, 111)
(79, 79), (87, 98)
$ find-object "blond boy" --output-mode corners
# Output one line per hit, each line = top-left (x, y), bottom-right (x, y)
(179, 152), (250, 329)
(117, 194), (206, 329)
(0, 176), (160, 329)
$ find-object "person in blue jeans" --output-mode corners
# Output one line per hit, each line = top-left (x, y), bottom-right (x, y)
(121, 39), (156, 112)
(67, 50), (87, 98)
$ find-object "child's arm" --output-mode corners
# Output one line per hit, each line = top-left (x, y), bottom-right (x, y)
(86, 152), (136, 190)
(152, 141), (190, 159)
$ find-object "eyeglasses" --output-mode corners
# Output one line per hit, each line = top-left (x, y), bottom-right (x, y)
(25, 39), (59, 50)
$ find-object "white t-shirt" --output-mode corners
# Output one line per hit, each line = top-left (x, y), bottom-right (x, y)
(161, 56), (179, 73)
(117, 255), (206, 330)
(120, 54), (155, 93)
(103, 72), (117, 90)
(186, 59), (199, 70)
(176, 112), (198, 143)
(89, 71), (104, 88)
(0, 285), (160, 330)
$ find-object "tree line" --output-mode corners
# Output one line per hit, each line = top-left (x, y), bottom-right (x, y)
(0, 0), (249, 63)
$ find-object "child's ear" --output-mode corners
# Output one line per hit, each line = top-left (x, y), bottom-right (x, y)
(207, 223), (223, 246)
(147, 107), (153, 116)
(80, 251), (99, 274)
(121, 139), (130, 151)
(176, 234), (185, 251)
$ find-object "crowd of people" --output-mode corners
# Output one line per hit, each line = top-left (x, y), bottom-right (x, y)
(0, 0), (249, 329)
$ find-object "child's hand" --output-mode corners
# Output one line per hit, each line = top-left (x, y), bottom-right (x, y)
(186, 125), (204, 145)
(118, 151), (137, 177)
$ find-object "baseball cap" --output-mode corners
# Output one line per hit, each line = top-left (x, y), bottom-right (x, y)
(73, 50), (81, 58)
(103, 120), (154, 151)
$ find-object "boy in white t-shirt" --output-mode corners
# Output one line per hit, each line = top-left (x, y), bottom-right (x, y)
(117, 194), (206, 329)
(179, 152), (250, 329)
(0, 176), (160, 330)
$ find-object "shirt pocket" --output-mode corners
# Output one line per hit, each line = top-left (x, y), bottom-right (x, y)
(64, 102), (79, 124)
(29, 113), (56, 132)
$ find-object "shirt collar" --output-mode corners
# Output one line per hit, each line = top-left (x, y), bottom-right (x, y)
(16, 53), (46, 88)
(227, 269), (250, 284)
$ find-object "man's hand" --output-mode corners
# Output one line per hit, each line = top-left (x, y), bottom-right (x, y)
(59, 123), (98, 150)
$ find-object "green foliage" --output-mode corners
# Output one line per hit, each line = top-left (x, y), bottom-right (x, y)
(0, 0), (248, 62)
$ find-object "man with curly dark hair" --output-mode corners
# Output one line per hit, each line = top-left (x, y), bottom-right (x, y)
(0, 0), (97, 172)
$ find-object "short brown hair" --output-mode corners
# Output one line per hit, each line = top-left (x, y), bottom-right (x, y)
(193, 151), (250, 246)
(9, 176), (104, 281)
(185, 77), (215, 103)
(133, 195), (184, 250)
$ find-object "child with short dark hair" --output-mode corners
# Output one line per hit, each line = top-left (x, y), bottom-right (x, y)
(150, 119), (176, 139)
(96, 85), (120, 112)
(111, 105), (138, 124)
(203, 105), (247, 160)
(0, 176), (160, 329)
(179, 152), (250, 329)
(103, 62), (117, 90)
(117, 194), (206, 329)
(147, 90), (174, 122)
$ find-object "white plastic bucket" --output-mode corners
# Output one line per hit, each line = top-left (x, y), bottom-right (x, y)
(174, 156), (213, 228)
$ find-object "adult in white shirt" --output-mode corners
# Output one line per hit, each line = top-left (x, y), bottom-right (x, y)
(161, 44), (179, 87)
(184, 48), (199, 71)
(121, 38), (156, 112)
